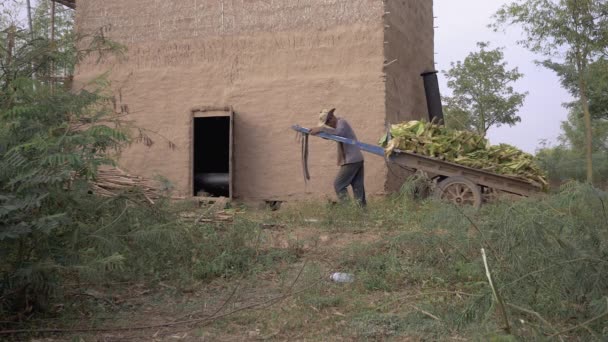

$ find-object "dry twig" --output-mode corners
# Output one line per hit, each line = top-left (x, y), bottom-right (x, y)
(506, 303), (564, 342)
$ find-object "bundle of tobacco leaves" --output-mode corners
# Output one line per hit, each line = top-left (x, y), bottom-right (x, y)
(379, 120), (548, 187)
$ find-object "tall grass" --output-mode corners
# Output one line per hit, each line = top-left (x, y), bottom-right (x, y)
(330, 182), (608, 339)
(273, 182), (607, 339)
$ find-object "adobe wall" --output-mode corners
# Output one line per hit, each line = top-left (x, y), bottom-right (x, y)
(383, 0), (435, 191)
(75, 0), (389, 200)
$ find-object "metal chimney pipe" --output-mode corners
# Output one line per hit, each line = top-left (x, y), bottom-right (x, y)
(420, 70), (444, 124)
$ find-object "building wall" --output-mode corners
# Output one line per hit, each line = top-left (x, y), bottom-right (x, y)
(75, 0), (432, 200)
(383, 0), (435, 191)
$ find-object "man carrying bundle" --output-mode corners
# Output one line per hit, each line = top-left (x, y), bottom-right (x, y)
(309, 108), (366, 207)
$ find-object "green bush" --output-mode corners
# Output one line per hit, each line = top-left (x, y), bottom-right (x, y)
(0, 29), (284, 320)
(403, 183), (608, 339)
(537, 146), (608, 186)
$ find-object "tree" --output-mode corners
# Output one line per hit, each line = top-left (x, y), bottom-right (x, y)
(0, 4), (129, 315)
(442, 42), (527, 137)
(535, 59), (608, 185)
(442, 96), (473, 131)
(543, 58), (608, 120)
(558, 110), (608, 152)
(536, 112), (608, 185)
(494, 0), (608, 183)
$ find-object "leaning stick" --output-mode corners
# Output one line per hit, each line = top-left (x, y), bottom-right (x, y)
(482, 248), (511, 334)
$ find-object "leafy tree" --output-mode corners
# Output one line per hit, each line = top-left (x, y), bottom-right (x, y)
(31, 0), (76, 78)
(536, 109), (608, 185)
(560, 110), (608, 152)
(0, 2), (252, 322)
(442, 42), (527, 137)
(543, 58), (608, 120)
(0, 4), (132, 316)
(494, 0), (608, 183)
(442, 96), (473, 131)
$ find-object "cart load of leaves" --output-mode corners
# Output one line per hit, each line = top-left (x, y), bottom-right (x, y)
(379, 120), (548, 188)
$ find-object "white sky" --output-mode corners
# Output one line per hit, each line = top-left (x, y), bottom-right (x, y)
(434, 0), (572, 153)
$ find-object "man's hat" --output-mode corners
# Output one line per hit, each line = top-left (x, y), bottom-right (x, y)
(318, 108), (336, 127)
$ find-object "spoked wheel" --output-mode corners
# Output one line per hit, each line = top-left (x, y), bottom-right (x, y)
(434, 176), (482, 208)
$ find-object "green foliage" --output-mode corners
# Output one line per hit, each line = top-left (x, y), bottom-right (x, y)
(0, 10), (194, 320)
(341, 241), (405, 292)
(493, 0), (608, 58)
(0, 57), (131, 314)
(442, 100), (473, 132)
(275, 180), (608, 339)
(301, 292), (344, 311)
(538, 58), (608, 185)
(536, 111), (608, 185)
(193, 218), (279, 281)
(542, 58), (608, 121)
(493, 0), (608, 183)
(442, 42), (527, 137)
(406, 183), (608, 339)
(350, 312), (411, 338)
(0, 2), (124, 92)
(536, 145), (608, 186)
(559, 111), (608, 152)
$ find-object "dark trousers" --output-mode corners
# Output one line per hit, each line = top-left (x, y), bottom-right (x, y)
(334, 161), (366, 206)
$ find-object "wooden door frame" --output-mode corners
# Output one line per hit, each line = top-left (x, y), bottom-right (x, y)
(190, 106), (234, 198)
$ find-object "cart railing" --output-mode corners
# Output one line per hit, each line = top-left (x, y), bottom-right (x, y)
(291, 125), (542, 196)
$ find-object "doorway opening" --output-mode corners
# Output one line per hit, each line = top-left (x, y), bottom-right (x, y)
(193, 116), (231, 197)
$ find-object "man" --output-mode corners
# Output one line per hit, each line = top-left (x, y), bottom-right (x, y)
(309, 108), (366, 206)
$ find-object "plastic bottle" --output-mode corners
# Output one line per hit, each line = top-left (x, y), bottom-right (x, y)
(330, 272), (354, 283)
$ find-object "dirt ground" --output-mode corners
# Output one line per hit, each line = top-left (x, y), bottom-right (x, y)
(17, 224), (444, 342)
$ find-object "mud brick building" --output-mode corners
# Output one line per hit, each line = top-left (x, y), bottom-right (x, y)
(74, 0), (435, 201)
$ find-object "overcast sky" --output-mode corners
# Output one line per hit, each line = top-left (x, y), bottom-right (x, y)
(434, 0), (572, 153)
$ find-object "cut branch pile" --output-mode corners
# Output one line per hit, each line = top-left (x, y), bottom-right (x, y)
(91, 166), (163, 204)
(180, 210), (236, 224)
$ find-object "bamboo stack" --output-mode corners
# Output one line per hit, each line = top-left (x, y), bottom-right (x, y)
(91, 166), (162, 204)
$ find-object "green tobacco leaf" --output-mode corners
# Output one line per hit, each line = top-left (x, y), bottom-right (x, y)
(381, 120), (547, 186)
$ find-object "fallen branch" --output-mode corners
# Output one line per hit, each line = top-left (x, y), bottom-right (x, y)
(406, 304), (441, 321)
(506, 303), (563, 342)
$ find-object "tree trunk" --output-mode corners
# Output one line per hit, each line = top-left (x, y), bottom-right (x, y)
(50, 0), (56, 92)
(26, 0), (36, 82)
(3, 25), (15, 97)
(26, 0), (33, 39)
(479, 110), (487, 137)
(6, 25), (15, 80)
(577, 72), (594, 184)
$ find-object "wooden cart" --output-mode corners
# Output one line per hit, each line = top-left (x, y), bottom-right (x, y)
(292, 125), (542, 207)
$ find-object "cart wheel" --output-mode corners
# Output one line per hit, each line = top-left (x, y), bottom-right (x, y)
(434, 176), (482, 208)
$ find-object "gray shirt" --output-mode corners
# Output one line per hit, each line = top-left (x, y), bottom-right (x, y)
(321, 118), (364, 166)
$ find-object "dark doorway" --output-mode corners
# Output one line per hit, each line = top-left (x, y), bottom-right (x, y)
(193, 116), (231, 197)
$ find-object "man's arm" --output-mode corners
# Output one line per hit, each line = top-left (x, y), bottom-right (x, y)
(310, 120), (346, 136)
(309, 126), (335, 135)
